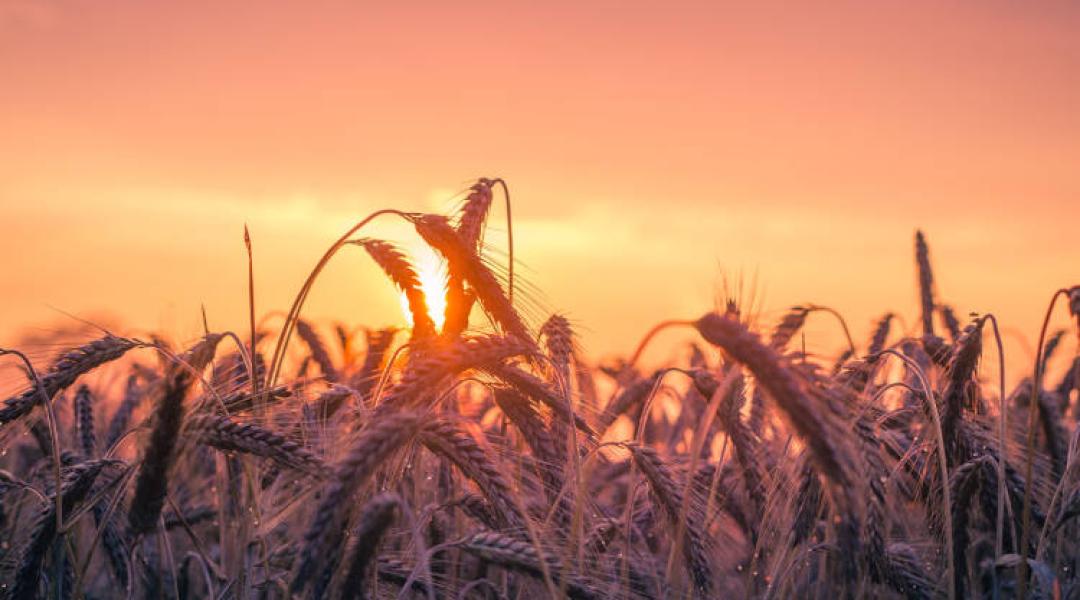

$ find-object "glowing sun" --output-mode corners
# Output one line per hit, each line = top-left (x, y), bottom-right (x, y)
(400, 244), (448, 332)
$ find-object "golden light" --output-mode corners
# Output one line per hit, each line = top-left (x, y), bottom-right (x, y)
(399, 244), (448, 333)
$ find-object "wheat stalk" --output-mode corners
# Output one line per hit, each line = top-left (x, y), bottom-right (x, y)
(336, 492), (402, 598)
(186, 413), (329, 478)
(1, 335), (138, 429)
(292, 410), (423, 593)
(74, 385), (96, 458)
(455, 531), (598, 600)
(294, 319), (340, 382)
(356, 238), (438, 340)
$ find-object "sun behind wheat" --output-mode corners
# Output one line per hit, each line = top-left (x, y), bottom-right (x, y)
(0, 178), (1078, 600)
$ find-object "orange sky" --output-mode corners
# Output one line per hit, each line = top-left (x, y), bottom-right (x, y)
(1, 1), (1078, 374)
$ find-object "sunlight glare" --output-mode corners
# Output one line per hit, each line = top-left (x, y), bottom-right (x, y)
(399, 244), (448, 332)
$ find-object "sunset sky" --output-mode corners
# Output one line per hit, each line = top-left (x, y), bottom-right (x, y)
(1, 1), (1078, 372)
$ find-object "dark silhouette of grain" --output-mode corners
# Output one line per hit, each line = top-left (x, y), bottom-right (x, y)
(1, 335), (137, 429)
(127, 334), (220, 536)
(2, 181), (1074, 600)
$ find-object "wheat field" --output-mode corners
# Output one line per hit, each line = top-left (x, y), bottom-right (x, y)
(1, 178), (1078, 599)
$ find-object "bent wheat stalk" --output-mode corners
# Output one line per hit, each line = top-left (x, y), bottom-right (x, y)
(0, 335), (138, 429)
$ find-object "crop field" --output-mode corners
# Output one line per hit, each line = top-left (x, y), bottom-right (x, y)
(0, 178), (1078, 599)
